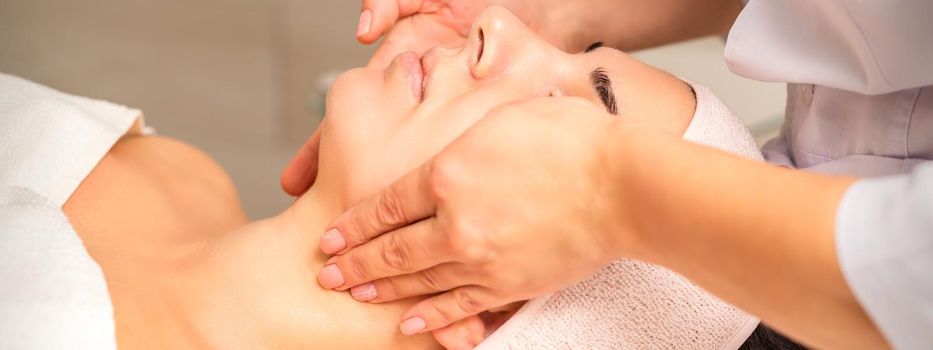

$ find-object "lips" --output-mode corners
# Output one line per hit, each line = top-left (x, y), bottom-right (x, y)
(395, 51), (425, 102)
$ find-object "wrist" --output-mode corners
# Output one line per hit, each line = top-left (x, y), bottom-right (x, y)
(600, 121), (669, 262)
(528, 0), (593, 52)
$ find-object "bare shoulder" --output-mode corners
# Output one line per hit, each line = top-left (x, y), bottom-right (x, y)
(63, 135), (247, 266)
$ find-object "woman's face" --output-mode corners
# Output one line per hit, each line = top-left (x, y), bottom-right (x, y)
(317, 6), (693, 207)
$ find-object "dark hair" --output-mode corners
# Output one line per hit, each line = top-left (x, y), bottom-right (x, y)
(739, 324), (808, 350)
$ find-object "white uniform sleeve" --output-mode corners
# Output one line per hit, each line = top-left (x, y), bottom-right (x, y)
(836, 163), (933, 349)
(726, 0), (933, 95)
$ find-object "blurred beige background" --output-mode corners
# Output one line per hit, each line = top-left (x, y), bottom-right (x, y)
(0, 0), (785, 219)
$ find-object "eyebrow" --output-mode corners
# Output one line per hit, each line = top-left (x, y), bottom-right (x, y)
(589, 67), (618, 115)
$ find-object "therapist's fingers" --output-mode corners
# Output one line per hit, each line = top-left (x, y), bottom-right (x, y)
(321, 160), (438, 254)
(400, 287), (505, 335)
(358, 0), (424, 43)
(352, 263), (466, 303)
(432, 315), (486, 350)
(318, 218), (452, 290)
(281, 128), (322, 196)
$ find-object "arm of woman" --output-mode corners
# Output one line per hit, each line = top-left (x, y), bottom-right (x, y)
(605, 123), (886, 349)
(356, 0), (744, 62)
(564, 0), (743, 52)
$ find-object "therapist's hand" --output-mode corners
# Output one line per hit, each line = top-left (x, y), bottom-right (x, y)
(317, 97), (633, 334)
(281, 128), (322, 196)
(358, 1), (571, 68)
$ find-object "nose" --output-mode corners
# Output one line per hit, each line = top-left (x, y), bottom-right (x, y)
(467, 6), (556, 79)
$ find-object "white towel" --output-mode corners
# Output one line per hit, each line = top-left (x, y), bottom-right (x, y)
(0, 73), (144, 349)
(0, 73), (147, 207)
(477, 83), (763, 350)
(0, 188), (116, 350)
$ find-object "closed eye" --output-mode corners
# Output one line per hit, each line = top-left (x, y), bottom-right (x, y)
(584, 42), (604, 53)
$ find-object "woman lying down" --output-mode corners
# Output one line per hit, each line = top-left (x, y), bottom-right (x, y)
(1, 7), (795, 350)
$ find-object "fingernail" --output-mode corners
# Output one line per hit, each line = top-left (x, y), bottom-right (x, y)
(357, 9), (373, 37)
(350, 282), (377, 301)
(400, 317), (426, 335)
(320, 228), (346, 254)
(318, 264), (344, 289)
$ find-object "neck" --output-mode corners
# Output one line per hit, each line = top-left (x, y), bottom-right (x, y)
(115, 185), (437, 349)
(114, 187), (342, 348)
(280, 185), (346, 251)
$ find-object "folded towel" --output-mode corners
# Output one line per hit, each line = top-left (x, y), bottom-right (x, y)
(477, 83), (762, 350)
(0, 73), (146, 206)
(0, 73), (144, 349)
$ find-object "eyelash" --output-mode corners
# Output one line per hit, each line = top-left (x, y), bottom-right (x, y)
(584, 42), (604, 53)
(590, 68), (618, 115)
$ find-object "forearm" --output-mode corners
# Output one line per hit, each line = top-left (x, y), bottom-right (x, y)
(605, 124), (887, 349)
(552, 0), (743, 52)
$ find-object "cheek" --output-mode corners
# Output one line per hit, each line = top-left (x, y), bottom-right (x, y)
(347, 90), (516, 197)
(408, 88), (521, 153)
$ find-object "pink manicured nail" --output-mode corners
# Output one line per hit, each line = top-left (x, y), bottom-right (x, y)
(351, 282), (377, 301)
(318, 264), (344, 289)
(320, 228), (346, 254)
(357, 9), (373, 37)
(400, 317), (426, 335)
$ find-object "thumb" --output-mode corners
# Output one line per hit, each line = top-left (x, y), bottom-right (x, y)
(358, 0), (425, 43)
(401, 287), (500, 335)
(281, 128), (322, 196)
(432, 316), (485, 350)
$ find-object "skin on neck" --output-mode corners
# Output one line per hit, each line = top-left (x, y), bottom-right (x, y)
(101, 187), (334, 348)
(73, 160), (438, 350)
